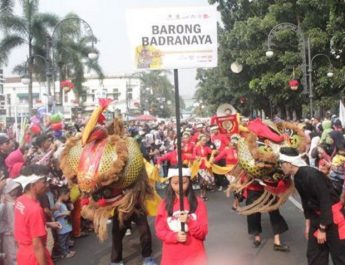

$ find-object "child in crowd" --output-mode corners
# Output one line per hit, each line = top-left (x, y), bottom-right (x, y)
(155, 168), (208, 265)
(329, 147), (345, 195)
(54, 187), (76, 259)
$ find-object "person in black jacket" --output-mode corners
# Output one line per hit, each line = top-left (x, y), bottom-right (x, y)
(279, 147), (345, 265)
(0, 135), (12, 179)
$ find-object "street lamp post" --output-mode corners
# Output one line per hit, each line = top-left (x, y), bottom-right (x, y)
(266, 23), (334, 117)
(266, 23), (308, 94)
(307, 40), (334, 116)
(21, 54), (50, 112)
(47, 16), (98, 111)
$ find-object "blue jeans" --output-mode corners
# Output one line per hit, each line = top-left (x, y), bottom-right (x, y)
(57, 232), (71, 256)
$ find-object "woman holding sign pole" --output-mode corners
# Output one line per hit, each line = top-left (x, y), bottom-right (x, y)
(155, 168), (208, 265)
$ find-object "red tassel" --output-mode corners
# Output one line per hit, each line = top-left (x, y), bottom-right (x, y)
(80, 198), (90, 206)
(97, 197), (107, 207)
(98, 113), (106, 125)
(98, 98), (112, 109)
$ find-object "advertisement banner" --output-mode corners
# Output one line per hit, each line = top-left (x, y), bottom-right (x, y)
(126, 6), (218, 70)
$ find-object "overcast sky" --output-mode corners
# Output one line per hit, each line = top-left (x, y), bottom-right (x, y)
(2, 0), (215, 99)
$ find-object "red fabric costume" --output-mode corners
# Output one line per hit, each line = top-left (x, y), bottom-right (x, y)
(214, 146), (238, 165)
(182, 141), (195, 161)
(157, 150), (193, 167)
(193, 145), (213, 169)
(191, 132), (201, 145)
(155, 197), (208, 265)
(211, 133), (229, 152)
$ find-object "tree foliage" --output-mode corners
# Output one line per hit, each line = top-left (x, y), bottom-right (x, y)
(138, 70), (184, 118)
(196, 0), (345, 119)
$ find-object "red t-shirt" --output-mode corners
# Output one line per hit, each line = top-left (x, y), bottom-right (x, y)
(14, 194), (53, 265)
(155, 197), (208, 265)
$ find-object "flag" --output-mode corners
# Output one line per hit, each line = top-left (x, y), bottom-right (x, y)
(215, 114), (239, 136)
(339, 100), (345, 128)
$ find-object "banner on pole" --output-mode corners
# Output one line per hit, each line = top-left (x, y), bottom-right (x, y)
(126, 6), (218, 70)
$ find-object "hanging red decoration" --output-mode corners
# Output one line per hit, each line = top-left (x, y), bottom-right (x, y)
(60, 80), (75, 93)
(289, 79), (299, 91)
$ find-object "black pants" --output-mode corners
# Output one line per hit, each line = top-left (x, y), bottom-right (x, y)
(111, 211), (152, 263)
(214, 158), (229, 188)
(246, 190), (288, 236)
(307, 219), (345, 265)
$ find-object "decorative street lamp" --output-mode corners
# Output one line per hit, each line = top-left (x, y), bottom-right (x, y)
(266, 23), (335, 116)
(47, 16), (98, 109)
(21, 54), (51, 111)
(308, 49), (334, 116)
(266, 23), (308, 94)
(230, 61), (243, 74)
(265, 50), (274, 58)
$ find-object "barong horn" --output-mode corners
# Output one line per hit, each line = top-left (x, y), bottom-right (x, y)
(216, 103), (237, 117)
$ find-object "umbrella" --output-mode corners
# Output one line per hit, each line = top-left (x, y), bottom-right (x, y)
(135, 114), (157, 121)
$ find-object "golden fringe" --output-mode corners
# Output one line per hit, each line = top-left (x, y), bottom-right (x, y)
(81, 167), (153, 241)
(60, 135), (82, 179)
(246, 133), (278, 164)
(98, 135), (129, 186)
(107, 118), (125, 137)
(279, 122), (309, 153)
(237, 182), (295, 215)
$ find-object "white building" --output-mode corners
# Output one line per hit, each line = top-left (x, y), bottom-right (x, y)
(2, 74), (142, 123)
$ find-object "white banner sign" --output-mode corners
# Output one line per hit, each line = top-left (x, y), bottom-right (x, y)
(126, 6), (218, 70)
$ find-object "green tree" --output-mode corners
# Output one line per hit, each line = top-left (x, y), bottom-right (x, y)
(196, 0), (344, 119)
(50, 13), (103, 104)
(0, 0), (58, 113)
(139, 70), (183, 118)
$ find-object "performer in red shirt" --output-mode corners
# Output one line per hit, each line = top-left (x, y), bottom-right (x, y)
(14, 171), (54, 265)
(210, 125), (229, 153)
(190, 124), (204, 145)
(193, 134), (214, 200)
(181, 132), (194, 161)
(157, 149), (193, 168)
(213, 142), (238, 166)
(155, 168), (208, 265)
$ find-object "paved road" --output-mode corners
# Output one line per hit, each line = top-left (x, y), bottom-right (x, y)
(58, 191), (309, 265)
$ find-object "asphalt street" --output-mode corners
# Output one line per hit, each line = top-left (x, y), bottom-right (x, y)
(58, 190), (310, 265)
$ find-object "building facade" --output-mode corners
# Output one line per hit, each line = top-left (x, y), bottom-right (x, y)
(2, 74), (142, 124)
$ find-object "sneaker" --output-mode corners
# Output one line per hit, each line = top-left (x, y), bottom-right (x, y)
(65, 250), (76, 258)
(143, 256), (157, 265)
(125, 228), (132, 236)
(110, 262), (124, 265)
(273, 243), (290, 252)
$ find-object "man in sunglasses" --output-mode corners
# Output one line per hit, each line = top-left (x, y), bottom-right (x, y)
(279, 147), (345, 265)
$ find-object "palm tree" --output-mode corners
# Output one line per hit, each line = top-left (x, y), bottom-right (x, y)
(51, 13), (103, 105)
(0, 0), (58, 113)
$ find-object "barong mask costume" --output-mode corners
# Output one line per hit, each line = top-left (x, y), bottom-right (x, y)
(229, 118), (308, 215)
(60, 99), (159, 241)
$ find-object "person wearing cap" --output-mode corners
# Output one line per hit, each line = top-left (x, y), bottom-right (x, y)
(13, 171), (54, 265)
(190, 124), (203, 145)
(0, 135), (12, 178)
(0, 179), (22, 265)
(155, 168), (208, 265)
(279, 147), (345, 265)
(210, 125), (230, 191)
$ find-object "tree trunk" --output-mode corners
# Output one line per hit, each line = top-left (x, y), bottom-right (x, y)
(28, 39), (33, 115)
